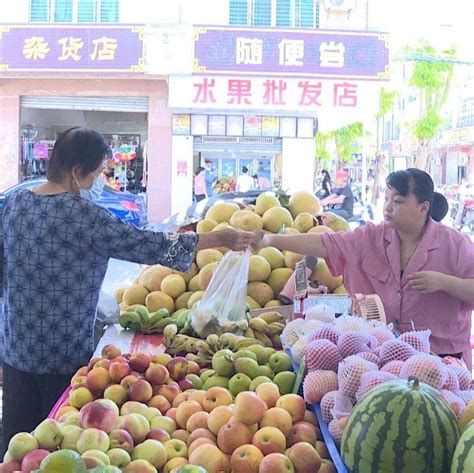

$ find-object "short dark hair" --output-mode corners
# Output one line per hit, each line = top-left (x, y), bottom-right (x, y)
(196, 166), (205, 175)
(386, 168), (448, 222)
(47, 127), (109, 183)
(242, 166), (249, 173)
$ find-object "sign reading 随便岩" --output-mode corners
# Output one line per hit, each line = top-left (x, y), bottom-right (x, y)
(0, 25), (145, 73)
(193, 26), (390, 80)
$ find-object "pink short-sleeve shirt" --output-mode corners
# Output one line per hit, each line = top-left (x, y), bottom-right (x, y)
(320, 219), (474, 364)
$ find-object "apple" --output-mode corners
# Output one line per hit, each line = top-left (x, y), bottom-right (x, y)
(131, 439), (167, 469)
(145, 363), (170, 385)
(188, 438), (216, 456)
(164, 439), (188, 460)
(97, 398), (120, 417)
(186, 428), (217, 447)
(79, 400), (118, 433)
(207, 405), (233, 435)
(287, 442), (321, 473)
(129, 380), (153, 403)
(287, 423), (317, 447)
(123, 459), (158, 473)
(109, 429), (135, 453)
(315, 440), (330, 459)
(167, 357), (189, 381)
(171, 429), (190, 444)
(7, 432), (39, 461)
(259, 453), (295, 473)
(188, 390), (206, 407)
(318, 459), (337, 472)
(176, 401), (203, 429)
(69, 386), (94, 409)
(228, 373), (252, 396)
(153, 353), (172, 366)
(293, 421), (319, 436)
(60, 425), (82, 450)
(252, 426), (286, 455)
(273, 371), (296, 395)
(149, 395), (172, 414)
(156, 383), (182, 403)
(230, 444), (263, 473)
(217, 421), (253, 455)
(269, 352), (292, 373)
(166, 407), (178, 424)
(188, 444), (226, 473)
(186, 360), (201, 375)
(186, 411), (209, 432)
(33, 419), (64, 450)
(88, 357), (102, 370)
(276, 394), (306, 423)
(95, 358), (112, 370)
(202, 387), (233, 412)
(163, 457), (188, 473)
(77, 428), (110, 453)
(70, 375), (88, 389)
(54, 405), (79, 421)
(175, 464), (207, 473)
(121, 401), (149, 417)
(146, 428), (171, 443)
(110, 362), (132, 382)
(102, 343), (121, 359)
(185, 374), (203, 390)
(105, 384), (128, 406)
(86, 366), (112, 393)
(0, 459), (22, 472)
(304, 410), (318, 426)
(107, 448), (132, 469)
(20, 449), (49, 473)
(150, 415), (177, 435)
(142, 407), (161, 423)
(233, 391), (267, 425)
(119, 413), (150, 444)
(129, 352), (152, 373)
(178, 378), (195, 391)
(121, 374), (140, 390)
(260, 407), (293, 437)
(255, 382), (280, 408)
(81, 449), (110, 468)
(114, 355), (130, 364)
(172, 392), (191, 408)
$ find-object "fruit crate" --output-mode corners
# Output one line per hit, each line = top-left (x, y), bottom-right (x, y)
(286, 348), (348, 473)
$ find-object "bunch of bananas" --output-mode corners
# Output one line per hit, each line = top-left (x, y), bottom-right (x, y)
(119, 305), (175, 334)
(244, 311), (286, 348)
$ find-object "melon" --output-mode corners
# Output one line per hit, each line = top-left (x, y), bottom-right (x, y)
(139, 265), (174, 292)
(267, 268), (294, 297)
(283, 251), (304, 270)
(399, 354), (448, 390)
(262, 207), (293, 233)
(379, 339), (418, 364)
(293, 212), (315, 233)
(199, 262), (219, 290)
(337, 332), (378, 359)
(205, 201), (240, 223)
(288, 191), (321, 217)
(255, 192), (281, 215)
(196, 249), (223, 269)
(175, 291), (194, 311)
(305, 340), (341, 372)
(229, 209), (263, 231)
(160, 274), (186, 299)
(450, 419), (474, 473)
(310, 259), (343, 291)
(145, 291), (174, 313)
(122, 284), (149, 305)
(258, 247), (285, 269)
(212, 222), (233, 231)
(248, 255), (271, 282)
(303, 370), (339, 404)
(247, 282), (274, 307)
(187, 291), (205, 308)
(341, 377), (460, 473)
(196, 219), (218, 233)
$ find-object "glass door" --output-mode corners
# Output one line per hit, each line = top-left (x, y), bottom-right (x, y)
(255, 157), (273, 189)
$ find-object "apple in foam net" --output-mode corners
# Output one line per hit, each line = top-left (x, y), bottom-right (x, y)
(79, 400), (118, 433)
(33, 418), (64, 450)
(20, 449), (50, 473)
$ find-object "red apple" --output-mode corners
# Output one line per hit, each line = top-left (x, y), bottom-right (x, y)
(156, 383), (181, 403)
(88, 357), (101, 370)
(230, 444), (263, 473)
(21, 449), (49, 473)
(217, 421), (253, 455)
(252, 427), (286, 455)
(108, 429), (134, 453)
(94, 358), (111, 370)
(186, 361), (201, 375)
(86, 367), (111, 393)
(146, 428), (171, 443)
(145, 363), (169, 385)
(128, 380), (153, 403)
(129, 352), (152, 373)
(259, 453), (294, 472)
(167, 357), (189, 381)
(149, 395), (172, 414)
(178, 378), (195, 391)
(0, 460), (22, 472)
(121, 374), (140, 390)
(287, 442), (321, 473)
(79, 400), (118, 433)
(109, 362), (131, 382)
(101, 344), (121, 359)
(287, 423), (317, 447)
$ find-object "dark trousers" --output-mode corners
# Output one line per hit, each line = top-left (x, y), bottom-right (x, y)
(1, 363), (73, 455)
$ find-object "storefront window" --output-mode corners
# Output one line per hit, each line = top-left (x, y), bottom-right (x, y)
(280, 117), (297, 137)
(78, 0), (95, 22)
(244, 116), (262, 136)
(100, 0), (119, 22)
(253, 0), (271, 26)
(262, 117), (280, 137)
(54, 0), (73, 22)
(222, 158), (237, 178)
(30, 0), (119, 23)
(191, 115), (208, 135)
(30, 0), (49, 21)
(227, 116), (244, 136)
(229, 0), (248, 25)
(208, 116), (226, 136)
(172, 115), (191, 135)
(276, 0), (291, 27)
(297, 117), (315, 138)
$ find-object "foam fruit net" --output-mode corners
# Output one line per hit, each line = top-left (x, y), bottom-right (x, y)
(357, 351), (380, 366)
(306, 323), (341, 345)
(380, 360), (404, 377)
(305, 339), (341, 372)
(399, 354), (448, 389)
(379, 339), (418, 364)
(338, 355), (379, 399)
(281, 318), (305, 347)
(337, 331), (378, 359)
(290, 339), (307, 365)
(305, 304), (336, 323)
(446, 364), (472, 391)
(439, 390), (466, 417)
(355, 370), (398, 402)
(399, 330), (431, 353)
(303, 370), (339, 404)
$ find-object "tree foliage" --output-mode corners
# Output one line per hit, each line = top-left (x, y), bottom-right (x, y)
(377, 87), (397, 119)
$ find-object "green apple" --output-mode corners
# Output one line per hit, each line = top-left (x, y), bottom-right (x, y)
(234, 357), (259, 379)
(185, 374), (203, 389)
(107, 448), (131, 469)
(34, 419), (64, 450)
(39, 449), (86, 473)
(131, 439), (167, 470)
(246, 345), (268, 364)
(263, 347), (276, 362)
(212, 354), (234, 377)
(7, 432), (39, 461)
(233, 350), (258, 362)
(88, 466), (122, 473)
(177, 465), (208, 473)
(257, 365), (274, 379)
(269, 352), (292, 373)
(199, 369), (215, 383)
(249, 376), (273, 391)
(61, 425), (83, 451)
(150, 415), (177, 435)
(164, 439), (188, 460)
(213, 349), (234, 359)
(228, 373), (252, 395)
(202, 375), (229, 389)
(273, 371), (297, 395)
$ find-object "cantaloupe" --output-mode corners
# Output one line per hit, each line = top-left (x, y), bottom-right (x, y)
(284, 251), (304, 269)
(247, 282), (274, 307)
(197, 219), (218, 233)
(229, 210), (263, 231)
(145, 291), (174, 313)
(293, 212), (315, 233)
(139, 265), (174, 292)
(199, 262), (219, 290)
(258, 247), (285, 269)
(196, 249), (223, 269)
(248, 255), (271, 282)
(122, 284), (149, 305)
(288, 191), (321, 217)
(205, 201), (240, 223)
(267, 268), (294, 297)
(255, 192), (281, 215)
(187, 291), (205, 308)
(160, 274), (187, 299)
(262, 207), (293, 233)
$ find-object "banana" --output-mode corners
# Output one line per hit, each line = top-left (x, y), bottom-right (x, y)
(149, 308), (169, 325)
(119, 311), (142, 330)
(271, 334), (282, 347)
(249, 317), (269, 333)
(237, 319), (249, 331)
(244, 327), (256, 339)
(254, 331), (273, 347)
(176, 310), (191, 329)
(149, 317), (175, 332)
(266, 322), (285, 337)
(234, 337), (263, 350)
(163, 324), (178, 339)
(135, 306), (151, 328)
(258, 311), (285, 324)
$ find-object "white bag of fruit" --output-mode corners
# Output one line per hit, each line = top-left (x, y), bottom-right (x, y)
(191, 249), (250, 337)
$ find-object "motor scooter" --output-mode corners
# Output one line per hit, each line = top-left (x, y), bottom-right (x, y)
(454, 197), (474, 232)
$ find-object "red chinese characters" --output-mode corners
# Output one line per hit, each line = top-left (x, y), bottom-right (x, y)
(333, 82), (358, 107)
(298, 81), (322, 106)
(193, 78), (216, 103)
(227, 79), (252, 104)
(263, 79), (287, 105)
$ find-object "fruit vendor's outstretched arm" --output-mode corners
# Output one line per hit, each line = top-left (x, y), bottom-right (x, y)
(259, 233), (328, 258)
(197, 228), (260, 252)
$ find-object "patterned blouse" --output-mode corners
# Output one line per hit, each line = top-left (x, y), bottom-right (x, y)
(0, 190), (198, 374)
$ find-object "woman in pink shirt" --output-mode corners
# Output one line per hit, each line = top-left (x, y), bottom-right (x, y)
(259, 169), (474, 366)
(194, 166), (207, 202)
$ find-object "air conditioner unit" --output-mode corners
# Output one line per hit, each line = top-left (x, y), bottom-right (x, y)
(323, 0), (356, 13)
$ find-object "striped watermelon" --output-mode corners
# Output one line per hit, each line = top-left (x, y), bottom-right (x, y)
(341, 377), (460, 473)
(451, 420), (474, 473)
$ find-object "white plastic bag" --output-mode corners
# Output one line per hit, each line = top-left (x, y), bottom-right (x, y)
(191, 249), (250, 337)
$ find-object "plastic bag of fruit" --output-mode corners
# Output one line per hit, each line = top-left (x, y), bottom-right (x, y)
(191, 249), (250, 337)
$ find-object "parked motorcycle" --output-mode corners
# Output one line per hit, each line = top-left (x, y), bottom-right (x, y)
(454, 196), (474, 232)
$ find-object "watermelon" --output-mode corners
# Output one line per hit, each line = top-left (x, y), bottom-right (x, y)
(451, 420), (474, 473)
(341, 377), (460, 473)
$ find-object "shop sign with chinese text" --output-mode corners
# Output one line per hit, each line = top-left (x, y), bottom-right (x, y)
(0, 25), (145, 73)
(193, 26), (389, 80)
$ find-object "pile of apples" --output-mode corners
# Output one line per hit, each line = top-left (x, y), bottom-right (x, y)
(1, 344), (336, 473)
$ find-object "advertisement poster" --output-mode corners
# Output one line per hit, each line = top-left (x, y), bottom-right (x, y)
(172, 114), (191, 135)
(177, 160), (188, 177)
(244, 116), (262, 136)
(261, 116), (280, 137)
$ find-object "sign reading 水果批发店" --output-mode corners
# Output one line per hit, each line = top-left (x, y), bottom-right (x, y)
(0, 25), (145, 73)
(193, 26), (390, 81)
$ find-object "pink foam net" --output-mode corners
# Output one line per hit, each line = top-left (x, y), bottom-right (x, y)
(399, 354), (448, 389)
(303, 370), (339, 404)
(334, 315), (367, 332)
(355, 370), (399, 402)
(370, 326), (396, 345)
(439, 390), (466, 417)
(380, 360), (404, 377)
(306, 323), (341, 345)
(357, 351), (380, 366)
(338, 355), (379, 399)
(379, 339), (418, 364)
(305, 339), (341, 372)
(446, 364), (472, 391)
(456, 390), (474, 404)
(320, 390), (339, 424)
(399, 330), (432, 353)
(443, 368), (460, 392)
(337, 331), (378, 359)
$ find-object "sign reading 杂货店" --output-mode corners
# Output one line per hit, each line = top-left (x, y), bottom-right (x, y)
(193, 26), (390, 80)
(0, 25), (145, 73)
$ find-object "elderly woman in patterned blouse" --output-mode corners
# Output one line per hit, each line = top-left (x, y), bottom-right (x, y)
(0, 127), (259, 452)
